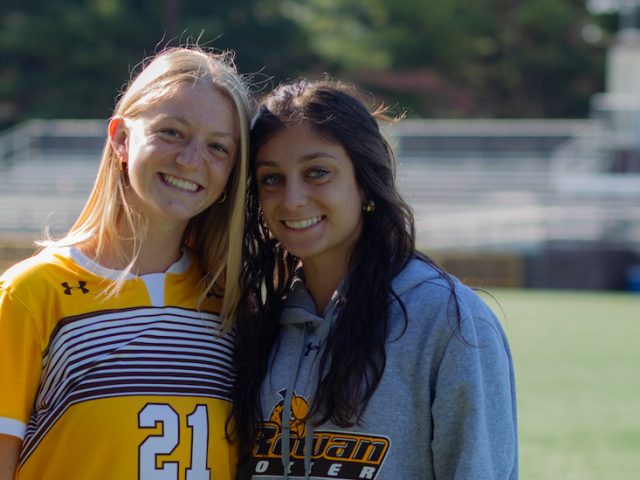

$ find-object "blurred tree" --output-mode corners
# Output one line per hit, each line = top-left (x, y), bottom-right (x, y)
(280, 0), (609, 118)
(0, 0), (613, 128)
(178, 0), (319, 85)
(0, 0), (318, 128)
(484, 0), (609, 117)
(0, 0), (160, 128)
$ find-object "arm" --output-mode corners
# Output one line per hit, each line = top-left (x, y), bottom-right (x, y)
(431, 295), (518, 479)
(0, 434), (21, 480)
(0, 284), (42, 478)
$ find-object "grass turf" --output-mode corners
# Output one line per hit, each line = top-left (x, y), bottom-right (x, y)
(484, 288), (640, 480)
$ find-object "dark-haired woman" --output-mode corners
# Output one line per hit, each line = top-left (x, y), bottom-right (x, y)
(232, 80), (518, 479)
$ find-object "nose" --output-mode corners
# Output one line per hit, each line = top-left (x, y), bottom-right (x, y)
(282, 178), (308, 209)
(176, 140), (204, 170)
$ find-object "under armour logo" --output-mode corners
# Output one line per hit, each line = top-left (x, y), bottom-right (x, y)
(61, 281), (89, 295)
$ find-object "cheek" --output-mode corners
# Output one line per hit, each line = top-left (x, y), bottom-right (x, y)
(256, 185), (270, 208)
(124, 158), (145, 186)
(339, 190), (365, 227)
(258, 193), (279, 226)
(258, 194), (274, 218)
(209, 159), (235, 179)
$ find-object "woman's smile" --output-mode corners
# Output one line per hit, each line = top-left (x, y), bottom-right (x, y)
(160, 173), (202, 193)
(283, 216), (325, 230)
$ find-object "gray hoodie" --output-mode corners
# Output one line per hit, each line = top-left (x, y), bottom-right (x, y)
(245, 258), (518, 479)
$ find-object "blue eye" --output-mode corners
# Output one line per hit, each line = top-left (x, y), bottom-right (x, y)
(160, 128), (182, 138)
(308, 167), (329, 179)
(259, 174), (281, 186)
(209, 143), (230, 155)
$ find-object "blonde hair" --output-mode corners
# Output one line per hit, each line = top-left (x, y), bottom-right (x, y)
(45, 46), (252, 328)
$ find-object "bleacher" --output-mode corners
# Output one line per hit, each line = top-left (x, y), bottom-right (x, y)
(0, 120), (104, 270)
(387, 119), (640, 254)
(1, 118), (639, 287)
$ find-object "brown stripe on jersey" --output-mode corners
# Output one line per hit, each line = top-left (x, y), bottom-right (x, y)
(19, 306), (234, 466)
(43, 306), (227, 357)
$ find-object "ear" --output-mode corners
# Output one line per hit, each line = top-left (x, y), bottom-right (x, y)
(108, 116), (128, 161)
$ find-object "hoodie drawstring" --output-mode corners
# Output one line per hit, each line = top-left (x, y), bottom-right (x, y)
(303, 420), (315, 479)
(281, 323), (311, 479)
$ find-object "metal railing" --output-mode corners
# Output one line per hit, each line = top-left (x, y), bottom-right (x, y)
(0, 119), (106, 162)
(0, 118), (639, 254)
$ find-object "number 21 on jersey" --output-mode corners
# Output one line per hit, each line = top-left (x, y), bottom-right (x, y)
(139, 403), (211, 480)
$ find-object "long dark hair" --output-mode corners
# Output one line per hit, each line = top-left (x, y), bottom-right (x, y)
(231, 80), (443, 449)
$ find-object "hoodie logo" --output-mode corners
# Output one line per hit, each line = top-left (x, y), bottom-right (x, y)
(252, 390), (390, 479)
(269, 388), (309, 439)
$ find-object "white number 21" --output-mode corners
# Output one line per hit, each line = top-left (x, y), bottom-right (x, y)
(139, 403), (211, 480)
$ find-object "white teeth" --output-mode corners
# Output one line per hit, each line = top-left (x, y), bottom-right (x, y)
(284, 216), (323, 230)
(162, 173), (199, 192)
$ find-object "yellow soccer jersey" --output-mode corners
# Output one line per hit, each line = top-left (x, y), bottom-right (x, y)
(0, 247), (237, 479)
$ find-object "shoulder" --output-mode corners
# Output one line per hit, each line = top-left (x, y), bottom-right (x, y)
(0, 247), (71, 293)
(391, 256), (507, 344)
(392, 257), (493, 309)
(0, 248), (75, 336)
(391, 257), (456, 307)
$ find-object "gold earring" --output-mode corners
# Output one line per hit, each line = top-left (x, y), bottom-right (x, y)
(218, 190), (227, 203)
(362, 200), (375, 214)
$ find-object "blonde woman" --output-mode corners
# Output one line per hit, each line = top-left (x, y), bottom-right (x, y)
(0, 46), (251, 479)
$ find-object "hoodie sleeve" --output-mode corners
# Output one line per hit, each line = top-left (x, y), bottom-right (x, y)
(430, 288), (518, 479)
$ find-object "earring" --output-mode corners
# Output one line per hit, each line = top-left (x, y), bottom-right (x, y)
(362, 200), (376, 214)
(119, 160), (130, 187)
(218, 190), (227, 203)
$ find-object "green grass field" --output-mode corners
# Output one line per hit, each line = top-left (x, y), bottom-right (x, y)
(484, 289), (640, 480)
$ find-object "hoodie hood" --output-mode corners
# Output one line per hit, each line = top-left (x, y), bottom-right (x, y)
(280, 271), (348, 330)
(391, 257), (449, 297)
(282, 257), (439, 323)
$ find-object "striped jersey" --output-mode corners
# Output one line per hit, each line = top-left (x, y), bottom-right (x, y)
(0, 246), (237, 479)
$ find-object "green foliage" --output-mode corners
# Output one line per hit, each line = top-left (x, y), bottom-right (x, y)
(0, 1), (158, 126)
(279, 0), (391, 71)
(0, 0), (611, 128)
(341, 0), (607, 117)
(180, 0), (318, 81)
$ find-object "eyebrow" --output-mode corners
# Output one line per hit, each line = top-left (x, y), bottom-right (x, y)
(256, 151), (338, 167)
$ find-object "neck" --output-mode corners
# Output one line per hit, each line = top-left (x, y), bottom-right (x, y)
(301, 259), (348, 315)
(130, 231), (184, 274)
(81, 223), (186, 275)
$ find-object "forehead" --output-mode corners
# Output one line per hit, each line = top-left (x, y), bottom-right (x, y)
(257, 123), (347, 161)
(136, 82), (239, 133)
